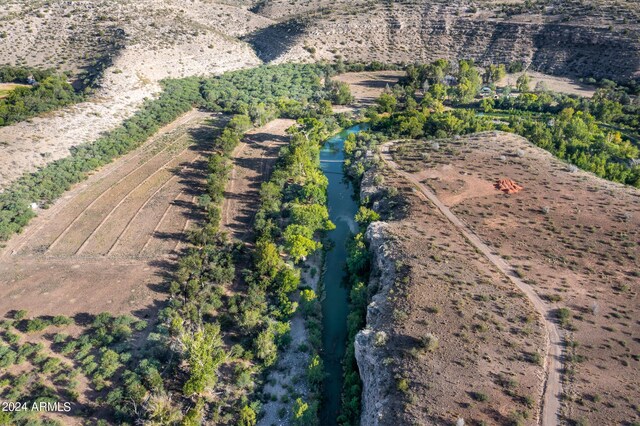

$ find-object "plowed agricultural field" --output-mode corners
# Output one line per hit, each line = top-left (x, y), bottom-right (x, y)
(0, 110), (221, 317)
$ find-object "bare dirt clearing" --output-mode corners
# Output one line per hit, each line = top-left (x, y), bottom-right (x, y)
(0, 110), (221, 317)
(221, 118), (294, 241)
(333, 71), (405, 107)
(498, 71), (596, 98)
(392, 132), (640, 426)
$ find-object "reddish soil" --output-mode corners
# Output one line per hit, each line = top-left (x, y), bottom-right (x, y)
(0, 110), (221, 317)
(495, 178), (524, 194)
(392, 132), (640, 426)
(364, 161), (547, 426)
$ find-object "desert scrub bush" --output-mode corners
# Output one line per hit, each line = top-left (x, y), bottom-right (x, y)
(397, 378), (410, 393)
(40, 357), (62, 374)
(420, 333), (439, 352)
(524, 351), (543, 366)
(52, 315), (73, 327)
(0, 345), (17, 367)
(17, 342), (42, 359)
(25, 318), (50, 333)
(14, 310), (27, 320)
(52, 333), (68, 344)
(3, 331), (19, 345)
(373, 331), (388, 347)
(471, 391), (489, 402)
(556, 307), (573, 328)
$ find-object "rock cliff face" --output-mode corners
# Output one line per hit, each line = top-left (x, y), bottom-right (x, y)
(355, 221), (397, 426)
(249, 2), (640, 81)
(354, 167), (402, 426)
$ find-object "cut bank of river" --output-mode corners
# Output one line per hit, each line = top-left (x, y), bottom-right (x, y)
(319, 124), (366, 425)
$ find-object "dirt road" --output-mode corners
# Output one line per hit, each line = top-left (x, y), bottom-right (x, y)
(381, 142), (562, 426)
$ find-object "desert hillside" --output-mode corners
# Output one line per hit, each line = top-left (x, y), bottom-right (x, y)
(1, 0), (638, 189)
(246, 0), (640, 80)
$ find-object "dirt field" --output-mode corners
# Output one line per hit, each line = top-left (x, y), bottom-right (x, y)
(360, 161), (547, 425)
(333, 71), (405, 107)
(391, 132), (640, 426)
(221, 118), (295, 241)
(498, 71), (596, 97)
(0, 110), (221, 318)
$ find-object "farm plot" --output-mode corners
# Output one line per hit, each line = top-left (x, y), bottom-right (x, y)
(0, 110), (221, 317)
(220, 118), (294, 241)
(333, 71), (405, 106)
(0, 83), (29, 99)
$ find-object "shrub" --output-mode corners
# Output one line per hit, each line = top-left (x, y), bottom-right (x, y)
(397, 378), (409, 393)
(420, 333), (439, 352)
(25, 318), (50, 333)
(52, 315), (72, 327)
(471, 391), (489, 402)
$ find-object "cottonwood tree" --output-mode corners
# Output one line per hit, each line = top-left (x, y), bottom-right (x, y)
(517, 73), (531, 93)
(181, 323), (225, 396)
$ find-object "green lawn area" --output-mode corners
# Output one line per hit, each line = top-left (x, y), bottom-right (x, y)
(0, 83), (29, 98)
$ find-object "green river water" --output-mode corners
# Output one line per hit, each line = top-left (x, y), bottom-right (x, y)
(319, 124), (366, 425)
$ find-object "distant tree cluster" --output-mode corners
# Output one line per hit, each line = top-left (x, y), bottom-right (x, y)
(0, 66), (81, 126)
(374, 59), (640, 187)
(0, 66), (60, 84)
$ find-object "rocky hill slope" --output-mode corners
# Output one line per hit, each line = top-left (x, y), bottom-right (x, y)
(246, 0), (640, 81)
(1, 0), (638, 188)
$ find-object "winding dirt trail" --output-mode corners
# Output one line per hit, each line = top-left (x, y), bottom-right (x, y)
(380, 142), (562, 426)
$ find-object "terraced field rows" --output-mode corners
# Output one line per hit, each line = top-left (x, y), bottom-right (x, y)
(0, 110), (219, 316)
(12, 115), (210, 259)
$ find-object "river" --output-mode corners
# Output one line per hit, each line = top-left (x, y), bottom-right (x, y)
(319, 124), (365, 425)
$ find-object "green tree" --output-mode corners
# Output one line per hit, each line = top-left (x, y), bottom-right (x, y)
(354, 206), (380, 227)
(484, 64), (506, 84)
(307, 354), (325, 386)
(182, 324), (225, 395)
(376, 93), (397, 113)
(428, 83), (447, 101)
(254, 328), (277, 367)
(255, 240), (282, 279)
(292, 398), (318, 426)
(290, 204), (335, 232)
(330, 81), (354, 105)
(517, 73), (531, 93)
(275, 266), (301, 293)
(238, 405), (257, 426)
(283, 224), (322, 262)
